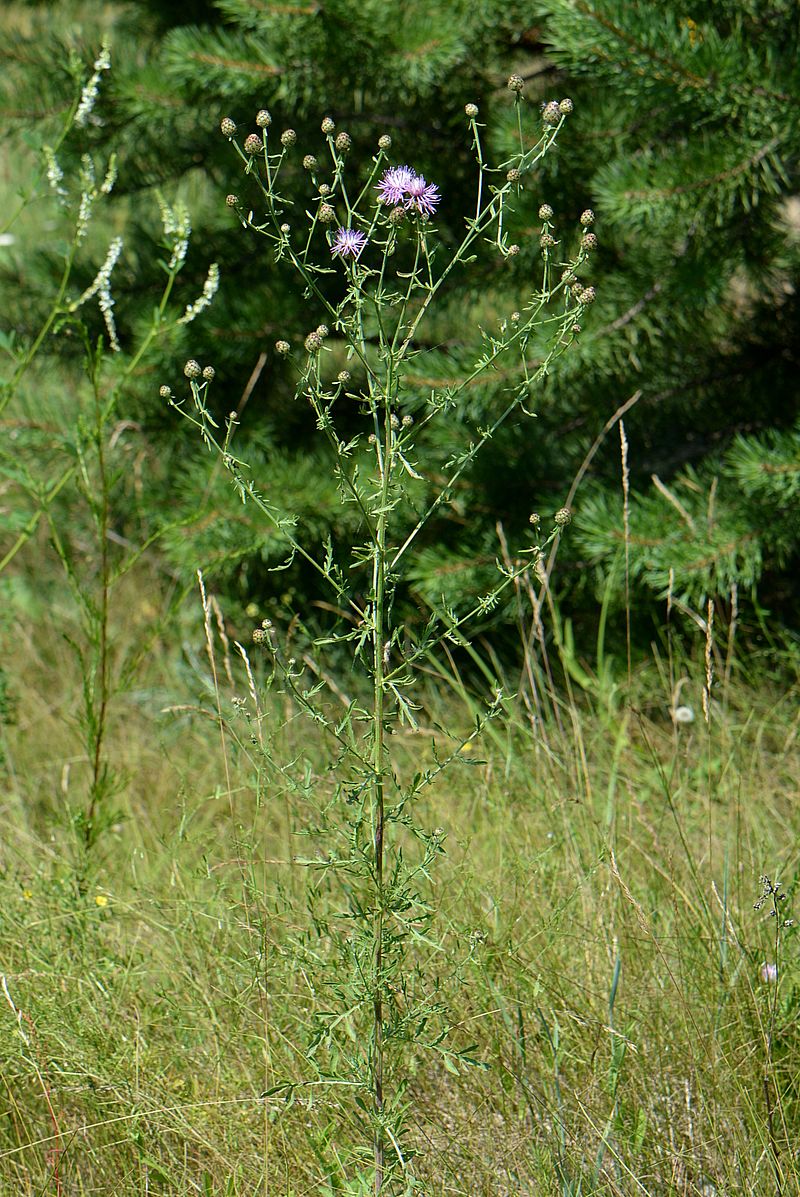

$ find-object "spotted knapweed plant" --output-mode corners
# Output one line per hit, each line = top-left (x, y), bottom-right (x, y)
(168, 83), (595, 1194)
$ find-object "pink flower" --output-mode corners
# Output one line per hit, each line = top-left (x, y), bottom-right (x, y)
(331, 227), (368, 258)
(376, 166), (441, 216)
(376, 165), (416, 206)
(403, 173), (440, 217)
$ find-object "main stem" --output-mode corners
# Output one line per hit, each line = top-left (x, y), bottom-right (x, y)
(85, 379), (111, 853)
(371, 394), (393, 1194)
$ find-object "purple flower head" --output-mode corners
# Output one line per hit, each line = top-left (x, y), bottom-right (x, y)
(376, 165), (441, 216)
(403, 173), (440, 217)
(376, 165), (416, 206)
(331, 227), (368, 259)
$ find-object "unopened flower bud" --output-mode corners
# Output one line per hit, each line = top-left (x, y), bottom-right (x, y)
(244, 133), (262, 155)
(511, 311), (520, 324)
(220, 117), (236, 137)
(304, 331), (322, 352)
(275, 340), (291, 355)
(580, 209), (595, 226)
(465, 103), (479, 118)
(507, 244), (520, 257)
(581, 232), (598, 252)
(529, 512), (541, 527)
(252, 627), (267, 644)
(318, 203), (335, 223)
(507, 74), (525, 93)
(578, 285), (596, 304)
(388, 205), (406, 225)
(507, 168), (521, 183)
(559, 98), (574, 114)
(159, 385), (172, 398)
(225, 194), (238, 207)
(202, 365), (215, 381)
(378, 134), (392, 151)
(554, 507), (572, 526)
(280, 129), (297, 147)
(280, 223), (290, 234)
(337, 370), (351, 383)
(540, 232), (556, 249)
(542, 101), (561, 126)
(335, 132), (351, 152)
(321, 116), (335, 134)
(184, 359), (201, 379)
(402, 414), (413, 427)
(256, 109), (271, 128)
(318, 183), (331, 196)
(316, 324), (329, 339)
(390, 413), (400, 430)
(538, 203), (554, 221)
(303, 154), (317, 170)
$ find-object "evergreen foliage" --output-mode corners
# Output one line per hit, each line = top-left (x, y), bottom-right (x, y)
(3, 0), (799, 647)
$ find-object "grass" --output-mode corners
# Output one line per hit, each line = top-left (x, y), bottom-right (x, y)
(1, 558), (799, 1196)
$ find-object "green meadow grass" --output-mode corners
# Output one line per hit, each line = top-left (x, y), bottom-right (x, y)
(1, 564), (798, 1196)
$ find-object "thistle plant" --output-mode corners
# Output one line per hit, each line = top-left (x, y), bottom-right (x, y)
(168, 84), (593, 1193)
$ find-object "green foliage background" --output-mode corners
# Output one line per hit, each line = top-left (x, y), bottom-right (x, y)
(3, 0), (799, 649)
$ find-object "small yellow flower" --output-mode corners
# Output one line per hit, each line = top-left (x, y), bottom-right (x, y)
(94, 894), (109, 907)
(460, 741), (474, 755)
(22, 889), (33, 900)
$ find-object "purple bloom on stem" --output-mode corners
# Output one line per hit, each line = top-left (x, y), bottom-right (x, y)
(331, 227), (368, 258)
(376, 165), (416, 205)
(376, 165), (441, 215)
(403, 173), (441, 216)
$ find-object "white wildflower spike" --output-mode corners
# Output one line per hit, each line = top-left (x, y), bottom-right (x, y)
(76, 156), (98, 242)
(179, 263), (220, 324)
(72, 237), (124, 352)
(42, 145), (67, 201)
(100, 153), (118, 196)
(75, 41), (111, 128)
(158, 196), (192, 272)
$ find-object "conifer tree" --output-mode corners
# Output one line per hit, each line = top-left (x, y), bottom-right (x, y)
(3, 0), (798, 645)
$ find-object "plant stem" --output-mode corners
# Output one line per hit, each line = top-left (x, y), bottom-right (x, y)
(370, 370), (395, 1193)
